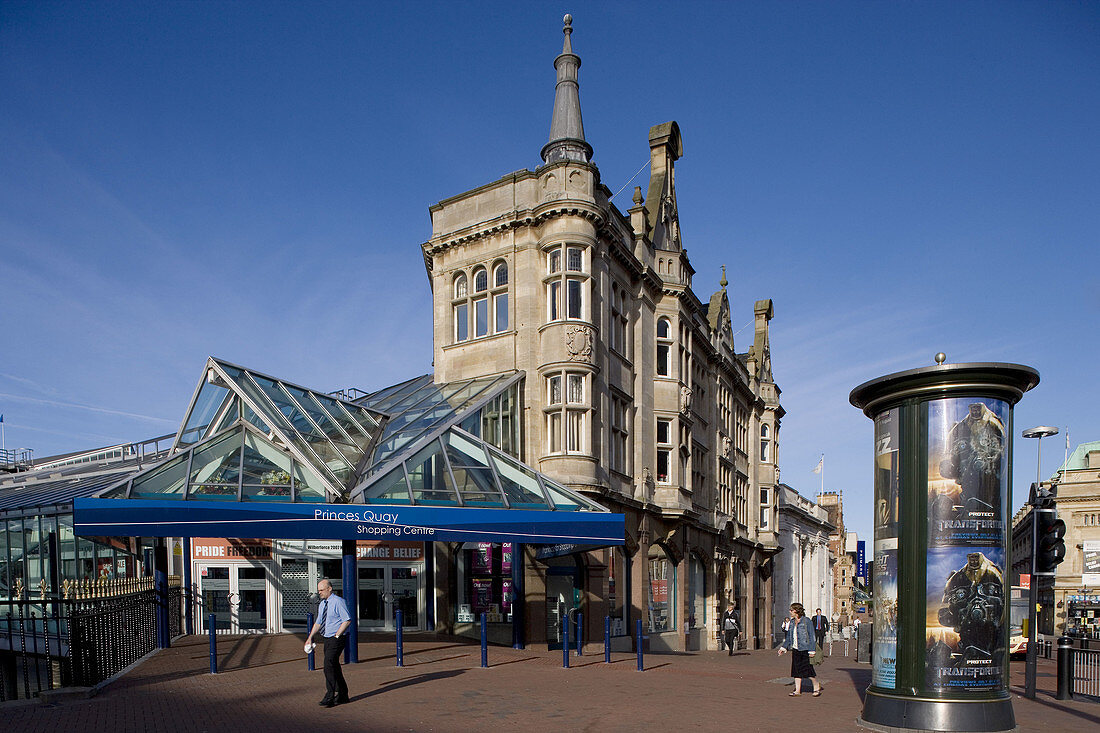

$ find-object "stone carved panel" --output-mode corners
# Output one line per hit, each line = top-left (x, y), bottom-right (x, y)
(565, 325), (594, 363)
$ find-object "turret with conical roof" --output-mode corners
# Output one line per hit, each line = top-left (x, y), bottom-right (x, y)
(541, 14), (592, 164)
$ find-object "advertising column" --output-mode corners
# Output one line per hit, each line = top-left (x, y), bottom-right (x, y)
(851, 360), (1038, 733)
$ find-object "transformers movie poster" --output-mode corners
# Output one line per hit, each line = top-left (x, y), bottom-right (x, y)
(924, 546), (1006, 690)
(927, 398), (1008, 546)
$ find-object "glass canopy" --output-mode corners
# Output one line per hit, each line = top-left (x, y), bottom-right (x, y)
(99, 358), (603, 512)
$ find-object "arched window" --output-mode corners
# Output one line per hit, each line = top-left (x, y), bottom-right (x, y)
(492, 261), (508, 333)
(760, 424), (771, 463)
(453, 273), (469, 342)
(452, 263), (509, 343)
(656, 317), (672, 377)
(545, 244), (589, 323)
(648, 544), (674, 632)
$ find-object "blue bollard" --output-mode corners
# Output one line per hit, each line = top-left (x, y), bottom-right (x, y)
(576, 612), (583, 656)
(605, 616), (611, 664)
(307, 612), (315, 671)
(480, 612), (488, 668)
(208, 613), (217, 674)
(636, 619), (643, 671)
(396, 609), (404, 667)
(563, 618), (570, 668)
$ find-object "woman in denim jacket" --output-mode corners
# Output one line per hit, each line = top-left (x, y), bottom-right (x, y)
(777, 602), (822, 696)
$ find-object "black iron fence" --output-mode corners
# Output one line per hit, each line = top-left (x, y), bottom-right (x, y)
(0, 577), (182, 701)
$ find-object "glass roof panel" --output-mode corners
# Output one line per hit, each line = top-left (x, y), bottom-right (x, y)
(404, 440), (457, 504)
(241, 431), (294, 500)
(488, 450), (551, 508)
(442, 430), (502, 505)
(293, 463), (327, 503)
(177, 379), (230, 449)
(540, 478), (585, 510)
(358, 374), (431, 410)
(363, 465), (412, 504)
(189, 429), (243, 490)
(129, 451), (189, 500)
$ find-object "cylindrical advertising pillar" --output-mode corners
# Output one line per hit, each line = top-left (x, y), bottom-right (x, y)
(850, 360), (1038, 732)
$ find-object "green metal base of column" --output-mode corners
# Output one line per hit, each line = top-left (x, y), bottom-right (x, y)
(859, 688), (1016, 732)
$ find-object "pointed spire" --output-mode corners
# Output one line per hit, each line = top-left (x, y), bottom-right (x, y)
(541, 14), (593, 164)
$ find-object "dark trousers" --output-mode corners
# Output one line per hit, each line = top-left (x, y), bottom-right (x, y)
(322, 635), (349, 702)
(815, 632), (826, 649)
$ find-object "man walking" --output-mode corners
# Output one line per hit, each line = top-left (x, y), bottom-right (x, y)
(812, 607), (829, 649)
(305, 579), (352, 707)
(720, 602), (740, 656)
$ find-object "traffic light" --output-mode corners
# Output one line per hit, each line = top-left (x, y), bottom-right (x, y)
(1034, 506), (1066, 575)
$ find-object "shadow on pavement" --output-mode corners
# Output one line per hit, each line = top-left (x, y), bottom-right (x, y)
(833, 664), (871, 704)
(353, 669), (466, 701)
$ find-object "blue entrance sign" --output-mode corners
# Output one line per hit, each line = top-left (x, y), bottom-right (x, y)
(73, 498), (626, 546)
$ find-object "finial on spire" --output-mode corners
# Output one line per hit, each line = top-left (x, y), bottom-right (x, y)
(720, 265), (728, 289)
(542, 13), (592, 165)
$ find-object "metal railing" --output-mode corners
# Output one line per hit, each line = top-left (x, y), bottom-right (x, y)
(0, 577), (181, 701)
(1074, 648), (1100, 700)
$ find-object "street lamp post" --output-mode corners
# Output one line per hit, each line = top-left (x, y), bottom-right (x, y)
(1022, 425), (1058, 700)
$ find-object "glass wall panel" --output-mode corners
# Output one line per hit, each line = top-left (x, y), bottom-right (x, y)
(404, 441), (456, 504)
(648, 546), (672, 632)
(130, 451), (189, 498)
(0, 521), (9, 598)
(241, 431), (294, 500)
(293, 463), (328, 502)
(58, 515), (76, 582)
(363, 466), (411, 504)
(443, 431), (500, 504)
(178, 380), (231, 448)
(8, 519), (24, 595)
(488, 452), (548, 508)
(41, 516), (57, 591)
(189, 429), (244, 493)
(77, 537), (94, 582)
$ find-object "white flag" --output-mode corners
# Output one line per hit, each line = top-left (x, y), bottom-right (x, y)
(812, 457), (822, 475)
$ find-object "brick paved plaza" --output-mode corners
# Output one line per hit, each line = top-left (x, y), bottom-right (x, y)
(3, 634), (1097, 732)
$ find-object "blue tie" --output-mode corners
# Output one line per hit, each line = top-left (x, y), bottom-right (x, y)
(319, 600), (328, 635)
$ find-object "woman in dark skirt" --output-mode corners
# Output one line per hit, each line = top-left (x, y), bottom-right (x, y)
(777, 602), (822, 696)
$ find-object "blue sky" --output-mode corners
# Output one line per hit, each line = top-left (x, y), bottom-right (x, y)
(1, 2), (1096, 543)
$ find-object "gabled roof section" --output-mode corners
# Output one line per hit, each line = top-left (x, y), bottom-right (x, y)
(356, 371), (520, 474)
(172, 358), (386, 498)
(349, 425), (606, 512)
(103, 422), (332, 502)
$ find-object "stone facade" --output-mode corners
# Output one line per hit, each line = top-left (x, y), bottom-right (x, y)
(817, 490), (859, 626)
(774, 484), (834, 645)
(421, 18), (782, 651)
(1012, 440), (1100, 637)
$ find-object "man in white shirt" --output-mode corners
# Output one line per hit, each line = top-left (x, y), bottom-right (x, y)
(305, 578), (352, 707)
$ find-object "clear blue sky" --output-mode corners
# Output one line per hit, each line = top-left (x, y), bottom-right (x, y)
(2, 1), (1097, 543)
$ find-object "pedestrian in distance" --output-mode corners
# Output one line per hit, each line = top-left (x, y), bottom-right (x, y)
(811, 607), (829, 650)
(721, 602), (740, 656)
(305, 578), (352, 707)
(778, 602), (822, 697)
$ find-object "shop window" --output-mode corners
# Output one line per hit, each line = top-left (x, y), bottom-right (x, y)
(688, 554), (706, 629)
(648, 545), (674, 632)
(609, 546), (629, 636)
(456, 542), (516, 623)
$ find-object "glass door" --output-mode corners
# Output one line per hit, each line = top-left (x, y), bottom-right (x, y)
(356, 564), (421, 631)
(358, 567), (386, 629)
(198, 563), (273, 633)
(546, 569), (579, 650)
(199, 565), (232, 633)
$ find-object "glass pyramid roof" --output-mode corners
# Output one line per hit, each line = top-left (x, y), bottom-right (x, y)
(168, 358), (386, 499)
(355, 372), (518, 470)
(100, 358), (604, 512)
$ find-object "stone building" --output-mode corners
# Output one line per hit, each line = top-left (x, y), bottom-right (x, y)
(1012, 440), (1100, 637)
(422, 17), (783, 651)
(818, 490), (859, 626)
(774, 484), (834, 644)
